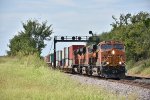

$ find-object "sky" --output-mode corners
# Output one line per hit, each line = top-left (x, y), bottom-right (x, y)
(0, 0), (150, 56)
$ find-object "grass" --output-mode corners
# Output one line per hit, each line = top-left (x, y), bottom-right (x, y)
(127, 59), (150, 77)
(0, 55), (137, 100)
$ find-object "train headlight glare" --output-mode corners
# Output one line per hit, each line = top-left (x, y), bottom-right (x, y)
(106, 62), (109, 64)
(111, 50), (115, 55)
(119, 61), (122, 65)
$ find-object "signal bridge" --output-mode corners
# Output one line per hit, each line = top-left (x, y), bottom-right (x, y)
(53, 35), (91, 68)
(53, 31), (97, 68)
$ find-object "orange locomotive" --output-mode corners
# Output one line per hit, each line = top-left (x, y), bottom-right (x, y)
(72, 40), (126, 78)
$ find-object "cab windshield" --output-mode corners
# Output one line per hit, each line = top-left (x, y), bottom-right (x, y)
(101, 44), (124, 50)
(114, 44), (124, 50)
(101, 44), (113, 50)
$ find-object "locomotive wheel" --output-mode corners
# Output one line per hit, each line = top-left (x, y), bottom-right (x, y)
(119, 73), (126, 79)
(85, 67), (88, 75)
(82, 67), (85, 74)
(104, 74), (109, 79)
(71, 68), (75, 74)
(79, 66), (82, 74)
(77, 66), (82, 74)
(77, 67), (80, 73)
(97, 67), (101, 76)
(71, 65), (76, 74)
(87, 66), (92, 76)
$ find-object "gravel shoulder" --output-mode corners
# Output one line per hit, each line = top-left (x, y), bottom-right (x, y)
(67, 74), (150, 100)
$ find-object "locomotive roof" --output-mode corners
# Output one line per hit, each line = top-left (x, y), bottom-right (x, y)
(98, 40), (123, 45)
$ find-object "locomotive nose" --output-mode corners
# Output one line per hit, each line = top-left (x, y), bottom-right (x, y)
(106, 49), (124, 66)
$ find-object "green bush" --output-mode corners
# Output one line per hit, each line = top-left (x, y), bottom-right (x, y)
(127, 59), (150, 77)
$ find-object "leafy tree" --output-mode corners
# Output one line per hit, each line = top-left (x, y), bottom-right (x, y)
(8, 33), (37, 56)
(8, 19), (53, 56)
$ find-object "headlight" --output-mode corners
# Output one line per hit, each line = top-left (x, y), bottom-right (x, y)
(111, 50), (115, 55)
(119, 61), (122, 65)
(106, 62), (109, 64)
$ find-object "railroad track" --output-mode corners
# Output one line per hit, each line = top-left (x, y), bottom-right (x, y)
(57, 67), (150, 89)
(66, 72), (150, 89)
(119, 76), (150, 89)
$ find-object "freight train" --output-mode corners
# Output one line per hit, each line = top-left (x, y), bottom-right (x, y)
(45, 40), (126, 79)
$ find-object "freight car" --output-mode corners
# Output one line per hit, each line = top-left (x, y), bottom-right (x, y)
(64, 45), (85, 71)
(44, 53), (54, 66)
(46, 40), (126, 79)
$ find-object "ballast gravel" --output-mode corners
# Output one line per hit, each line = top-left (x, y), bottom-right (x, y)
(67, 74), (150, 100)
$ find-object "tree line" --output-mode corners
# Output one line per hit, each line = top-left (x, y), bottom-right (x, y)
(87, 11), (150, 62)
(8, 11), (150, 62)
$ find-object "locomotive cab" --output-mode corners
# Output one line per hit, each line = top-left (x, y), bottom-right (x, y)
(97, 41), (126, 78)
